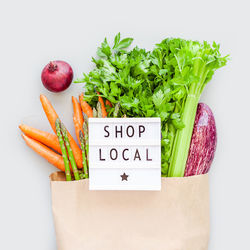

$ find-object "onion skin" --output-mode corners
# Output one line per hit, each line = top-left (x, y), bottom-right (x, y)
(41, 61), (73, 92)
(184, 103), (217, 176)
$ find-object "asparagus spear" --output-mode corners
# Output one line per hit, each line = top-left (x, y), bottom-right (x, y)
(96, 102), (102, 118)
(55, 119), (72, 181)
(79, 130), (88, 178)
(113, 103), (120, 118)
(83, 112), (88, 125)
(78, 170), (86, 180)
(93, 108), (97, 118)
(60, 122), (80, 181)
(82, 123), (89, 159)
(82, 114), (89, 163)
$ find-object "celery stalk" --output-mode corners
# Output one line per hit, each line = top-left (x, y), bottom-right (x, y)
(168, 94), (199, 177)
(168, 57), (208, 177)
(169, 51), (227, 177)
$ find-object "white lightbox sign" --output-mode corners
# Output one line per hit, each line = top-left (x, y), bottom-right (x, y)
(88, 118), (161, 190)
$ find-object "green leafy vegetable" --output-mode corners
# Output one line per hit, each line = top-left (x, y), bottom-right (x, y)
(113, 32), (134, 51)
(75, 34), (228, 177)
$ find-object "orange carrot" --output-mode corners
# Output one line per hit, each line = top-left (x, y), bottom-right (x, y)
(72, 96), (84, 145)
(40, 94), (59, 132)
(73, 116), (82, 146)
(79, 93), (93, 118)
(106, 100), (112, 108)
(19, 124), (62, 153)
(97, 92), (107, 117)
(72, 96), (84, 128)
(21, 134), (65, 171)
(40, 94), (83, 169)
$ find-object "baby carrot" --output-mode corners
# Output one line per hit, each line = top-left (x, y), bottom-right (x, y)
(79, 93), (93, 118)
(40, 94), (58, 132)
(21, 134), (65, 171)
(72, 96), (84, 128)
(73, 116), (82, 146)
(19, 124), (61, 153)
(97, 92), (107, 117)
(72, 96), (84, 145)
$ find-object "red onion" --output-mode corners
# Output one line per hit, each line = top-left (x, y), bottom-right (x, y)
(41, 61), (73, 92)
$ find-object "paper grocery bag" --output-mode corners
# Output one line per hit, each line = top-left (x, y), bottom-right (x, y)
(50, 172), (209, 250)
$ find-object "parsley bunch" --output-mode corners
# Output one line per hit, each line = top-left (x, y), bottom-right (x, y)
(76, 33), (228, 177)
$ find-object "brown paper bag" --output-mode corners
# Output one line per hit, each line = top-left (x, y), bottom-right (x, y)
(50, 172), (209, 250)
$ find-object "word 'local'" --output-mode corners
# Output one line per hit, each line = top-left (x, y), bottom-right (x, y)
(99, 148), (152, 161)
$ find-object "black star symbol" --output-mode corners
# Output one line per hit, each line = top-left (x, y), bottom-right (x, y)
(120, 172), (129, 181)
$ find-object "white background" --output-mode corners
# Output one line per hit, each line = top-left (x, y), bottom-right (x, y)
(0, 0), (249, 249)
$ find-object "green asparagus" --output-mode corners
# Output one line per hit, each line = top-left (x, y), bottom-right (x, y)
(79, 130), (88, 178)
(78, 170), (86, 180)
(93, 107), (97, 118)
(96, 102), (102, 118)
(60, 122), (80, 181)
(113, 103), (120, 118)
(55, 118), (72, 181)
(82, 119), (89, 161)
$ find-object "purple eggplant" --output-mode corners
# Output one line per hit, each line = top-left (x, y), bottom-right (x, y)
(184, 103), (217, 176)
